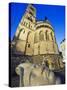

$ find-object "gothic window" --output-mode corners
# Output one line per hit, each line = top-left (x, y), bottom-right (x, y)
(34, 33), (38, 43)
(39, 31), (44, 41)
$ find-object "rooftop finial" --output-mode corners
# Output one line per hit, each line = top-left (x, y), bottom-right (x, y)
(44, 16), (51, 24)
(45, 16), (48, 21)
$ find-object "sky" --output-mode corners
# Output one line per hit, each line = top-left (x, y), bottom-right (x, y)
(9, 3), (65, 48)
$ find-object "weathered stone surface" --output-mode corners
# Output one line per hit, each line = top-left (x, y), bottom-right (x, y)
(16, 62), (60, 86)
(32, 54), (64, 70)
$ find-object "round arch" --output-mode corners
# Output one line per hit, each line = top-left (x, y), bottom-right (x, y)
(39, 31), (44, 41)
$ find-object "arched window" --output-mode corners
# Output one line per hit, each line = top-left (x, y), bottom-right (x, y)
(50, 32), (53, 40)
(17, 28), (23, 39)
(39, 31), (44, 41)
(34, 33), (38, 43)
(45, 30), (48, 40)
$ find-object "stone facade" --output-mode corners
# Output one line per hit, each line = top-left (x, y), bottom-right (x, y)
(13, 5), (59, 56)
(12, 4), (64, 71)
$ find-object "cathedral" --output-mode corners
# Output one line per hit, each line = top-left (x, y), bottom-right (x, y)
(12, 4), (64, 71)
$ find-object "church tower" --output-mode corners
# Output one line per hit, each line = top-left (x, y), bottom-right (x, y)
(13, 4), (36, 54)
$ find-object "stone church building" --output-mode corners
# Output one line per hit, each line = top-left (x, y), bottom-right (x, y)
(12, 4), (64, 70)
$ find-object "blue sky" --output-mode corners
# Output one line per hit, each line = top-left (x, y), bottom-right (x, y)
(9, 3), (65, 48)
